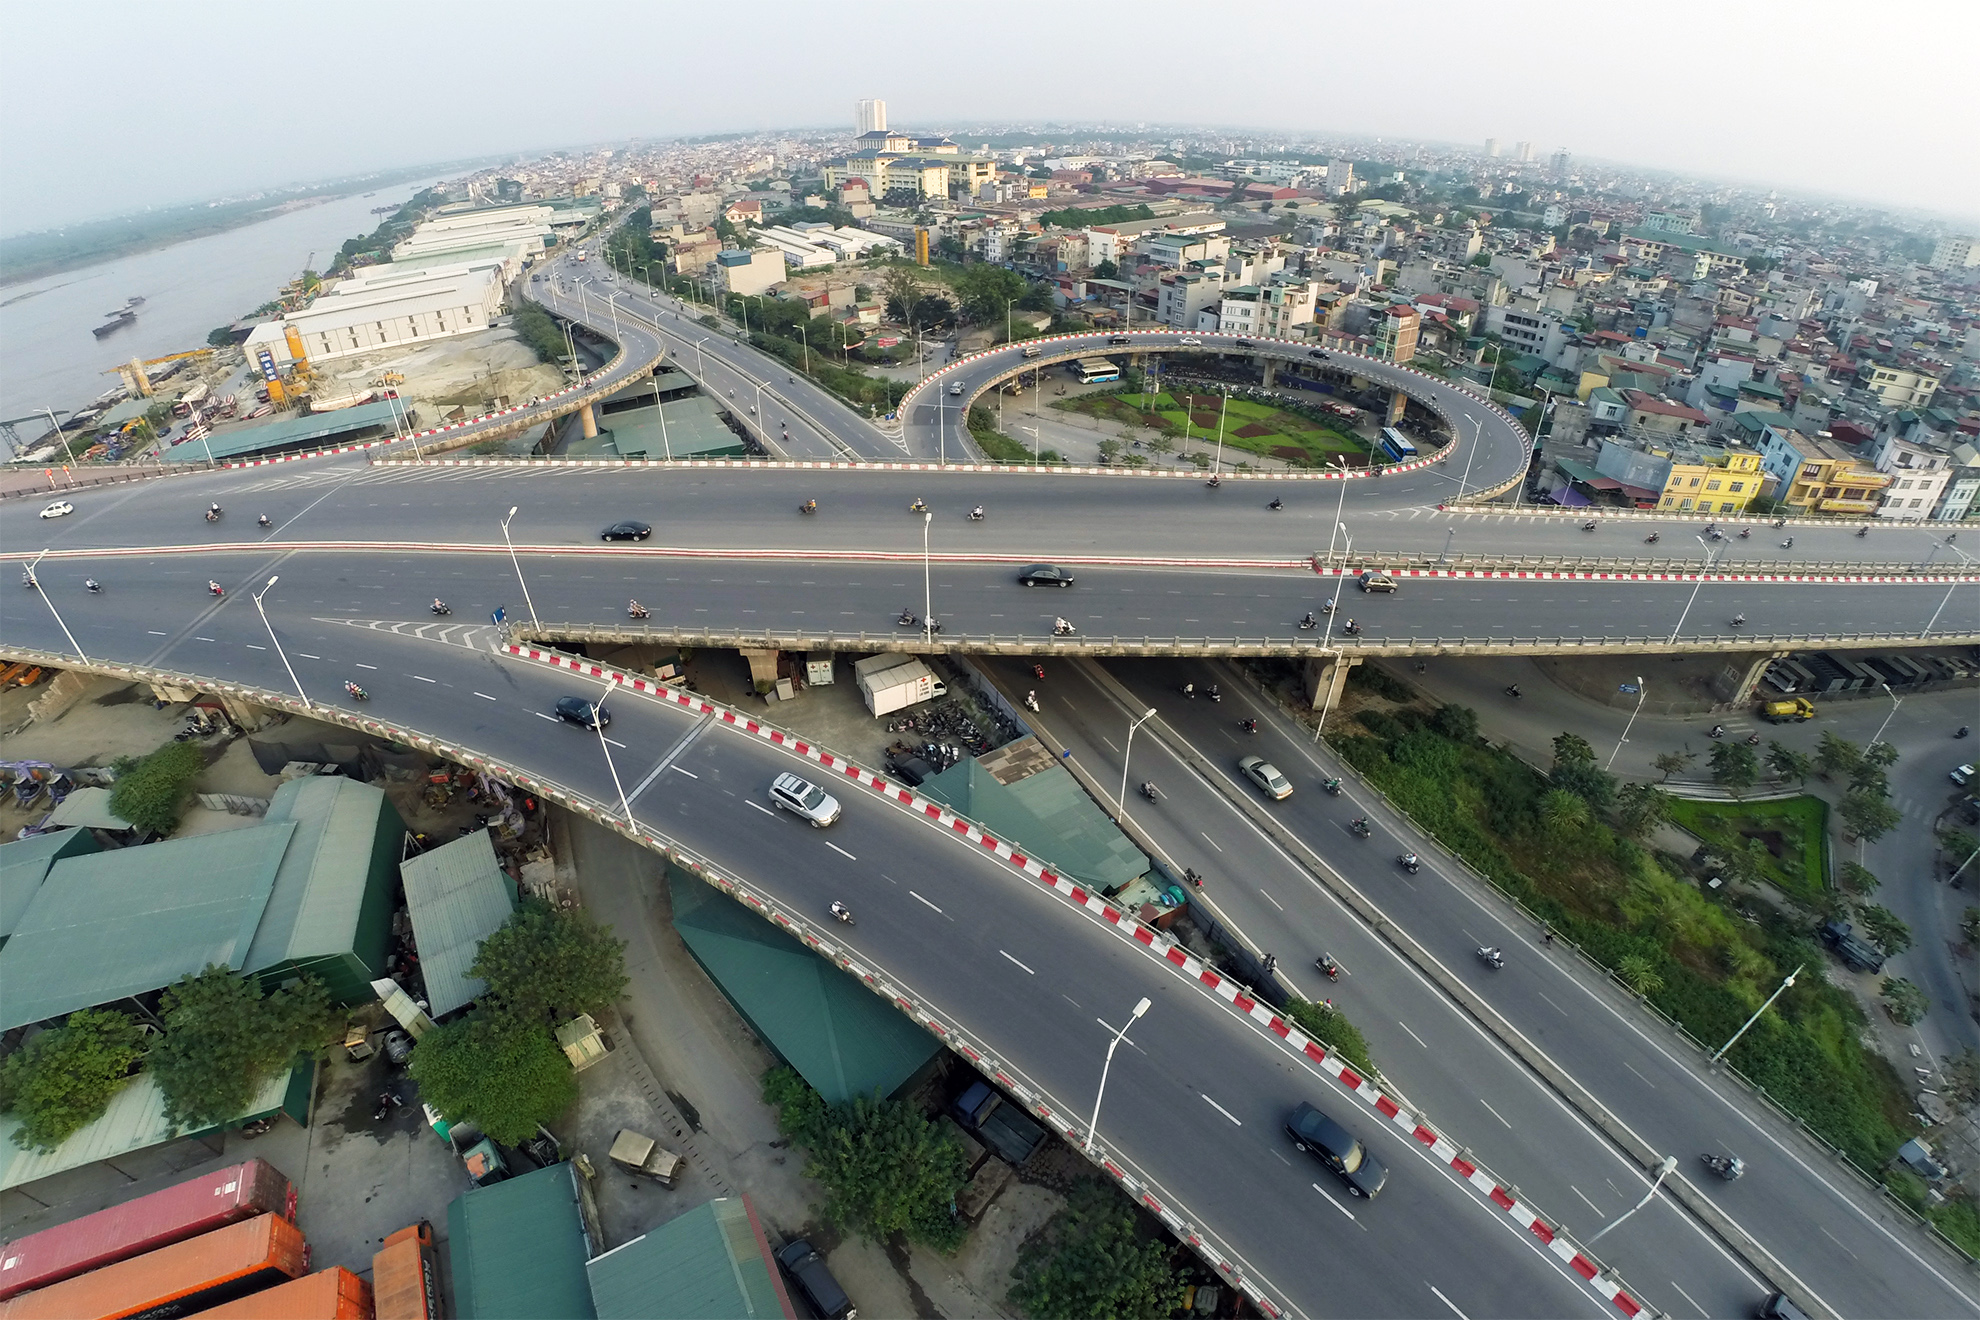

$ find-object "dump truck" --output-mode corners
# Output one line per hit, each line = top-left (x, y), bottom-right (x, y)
(948, 1081), (1049, 1167)
(0, 1158), (295, 1301)
(1760, 696), (1816, 723)
(852, 654), (947, 717)
(609, 1129), (684, 1186)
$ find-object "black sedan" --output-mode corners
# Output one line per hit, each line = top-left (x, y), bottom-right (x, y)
(553, 695), (610, 729)
(1017, 563), (1076, 588)
(601, 521), (652, 542)
(1285, 1101), (1388, 1198)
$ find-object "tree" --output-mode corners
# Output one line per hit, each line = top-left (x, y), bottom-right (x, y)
(1857, 905), (1913, 956)
(108, 740), (208, 835)
(1616, 955), (1664, 998)
(1551, 732), (1596, 765)
(1881, 977), (1928, 1026)
(1708, 741), (1760, 796)
(149, 968), (333, 1130)
(206, 325), (235, 348)
(762, 1068), (967, 1250)
(1096, 438), (1123, 464)
(1815, 731), (1863, 782)
(1945, 1048), (1980, 1113)
(879, 267), (922, 323)
(1430, 703), (1479, 743)
(1839, 789), (1902, 842)
(0, 1009), (145, 1151)
(1652, 750), (1695, 782)
(1764, 742), (1813, 786)
(1144, 434), (1175, 462)
(909, 293), (955, 333)
(1551, 758), (1616, 813)
(1836, 861), (1880, 898)
(1093, 259), (1119, 281)
(1614, 782), (1671, 839)
(409, 1013), (577, 1145)
(1010, 1179), (1185, 1320)
(1540, 788), (1589, 838)
(954, 264), (1026, 324)
(471, 901), (628, 1027)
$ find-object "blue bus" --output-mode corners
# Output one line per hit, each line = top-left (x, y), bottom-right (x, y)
(1380, 427), (1418, 461)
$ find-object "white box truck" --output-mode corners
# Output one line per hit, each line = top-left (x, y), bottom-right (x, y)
(853, 654), (947, 717)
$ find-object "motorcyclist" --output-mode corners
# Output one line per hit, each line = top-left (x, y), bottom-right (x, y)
(208, 580), (223, 596)
(802, 499), (817, 513)
(1208, 684), (1221, 701)
(258, 514), (272, 527)
(1054, 617), (1073, 635)
(1401, 851), (1420, 869)
(1738, 527), (1751, 538)
(85, 578), (100, 593)
(1710, 724), (1726, 739)
(1243, 717), (1259, 733)
(829, 901), (852, 923)
(899, 606), (917, 626)
(1300, 611), (1319, 629)
(628, 600), (649, 619)
(1480, 946), (1504, 966)
(910, 498), (928, 513)
(1141, 781), (1157, 799)
(1024, 690), (1040, 711)
(1206, 475), (1221, 488)
(1506, 683), (1521, 698)
(1582, 520), (1597, 531)
(1350, 816), (1370, 834)
(970, 505), (985, 520)
(1268, 497), (1283, 510)
(432, 598), (448, 613)
(1645, 532), (1660, 543)
(1184, 682), (1196, 698)
(1781, 536), (1794, 549)
(1731, 613), (1746, 626)
(1323, 777), (1341, 794)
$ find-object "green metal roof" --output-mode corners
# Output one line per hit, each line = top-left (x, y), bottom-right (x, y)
(243, 776), (390, 974)
(669, 868), (939, 1104)
(161, 401), (401, 464)
(604, 398), (747, 460)
(399, 830), (516, 1017)
(45, 787), (134, 831)
(0, 828), (98, 943)
(921, 758), (1148, 897)
(449, 1163), (598, 1320)
(587, 1197), (794, 1320)
(0, 823), (295, 1031)
(0, 1061), (302, 1191)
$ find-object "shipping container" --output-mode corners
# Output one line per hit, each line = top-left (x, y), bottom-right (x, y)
(0, 1160), (296, 1301)
(370, 1223), (437, 1320)
(0, 1213), (306, 1320)
(195, 1268), (371, 1320)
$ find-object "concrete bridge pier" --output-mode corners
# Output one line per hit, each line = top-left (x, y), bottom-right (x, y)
(1388, 390), (1409, 425)
(1303, 654), (1361, 710)
(579, 403), (599, 439)
(1260, 359), (1278, 389)
(740, 647), (781, 696)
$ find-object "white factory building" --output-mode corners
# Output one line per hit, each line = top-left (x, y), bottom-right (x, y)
(749, 224), (904, 269)
(283, 266), (506, 363)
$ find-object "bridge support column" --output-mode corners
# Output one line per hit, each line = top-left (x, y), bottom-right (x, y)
(214, 694), (273, 732)
(1302, 654), (1360, 710)
(739, 647), (781, 696)
(1387, 391), (1408, 425)
(151, 681), (199, 705)
(1714, 651), (1788, 706)
(579, 403), (599, 439)
(1260, 359), (1277, 389)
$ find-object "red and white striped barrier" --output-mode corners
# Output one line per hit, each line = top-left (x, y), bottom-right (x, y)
(502, 641), (1649, 1319)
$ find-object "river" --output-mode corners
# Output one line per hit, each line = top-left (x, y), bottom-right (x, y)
(0, 175), (456, 427)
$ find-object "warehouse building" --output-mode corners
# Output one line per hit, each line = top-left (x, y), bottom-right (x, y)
(285, 267), (505, 363)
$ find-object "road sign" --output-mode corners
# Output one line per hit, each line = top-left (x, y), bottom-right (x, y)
(1619, 683), (1640, 694)
(492, 607), (507, 625)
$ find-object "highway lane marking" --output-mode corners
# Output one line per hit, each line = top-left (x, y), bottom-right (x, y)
(246, 644), (266, 650)
(1397, 1022), (1427, 1048)
(412, 675), (436, 683)
(909, 889), (944, 914)
(1666, 1279), (1708, 1319)
(1624, 1062), (1656, 1088)
(745, 799), (775, 817)
(671, 767), (698, 779)
(1428, 1286), (1470, 1319)
(354, 662), (378, 670)
(1819, 1226), (1858, 1259)
(825, 842), (857, 861)
(534, 712), (559, 722)
(1260, 889), (1283, 911)
(1200, 1094), (1243, 1126)
(1536, 990), (1569, 1016)
(1310, 1183), (1357, 1222)
(196, 636), (216, 642)
(1478, 1098), (1511, 1128)
(1199, 832), (1223, 852)
(1000, 950), (1035, 975)
(474, 692), (497, 701)
(297, 653), (320, 659)
(1572, 1185), (1601, 1215)
(148, 630), (167, 635)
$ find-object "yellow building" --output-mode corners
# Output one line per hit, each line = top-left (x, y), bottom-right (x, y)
(1760, 429), (1893, 516)
(1654, 448), (1764, 516)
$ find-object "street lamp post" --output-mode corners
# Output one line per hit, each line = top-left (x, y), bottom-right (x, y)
(1666, 535), (1717, 645)
(1439, 526), (1456, 566)
(1020, 425), (1040, 465)
(649, 373), (672, 460)
(1458, 413), (1483, 499)
(1212, 388), (1228, 473)
(500, 506), (541, 630)
(591, 679), (636, 828)
(252, 575), (310, 711)
(1868, 682), (1903, 748)
(25, 549), (88, 665)
(1084, 997), (1152, 1155)
(1712, 965), (1801, 1063)
(1116, 708), (1159, 830)
(1322, 456), (1351, 571)
(1606, 677), (1646, 771)
(921, 512), (934, 642)
(1587, 1156), (1679, 1245)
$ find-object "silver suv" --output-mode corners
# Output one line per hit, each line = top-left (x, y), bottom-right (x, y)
(771, 772), (842, 827)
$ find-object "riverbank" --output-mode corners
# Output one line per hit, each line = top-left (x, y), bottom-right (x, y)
(0, 159), (489, 288)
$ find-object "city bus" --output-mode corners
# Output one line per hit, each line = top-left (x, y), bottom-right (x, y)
(1073, 357), (1120, 384)
(1380, 427), (1418, 461)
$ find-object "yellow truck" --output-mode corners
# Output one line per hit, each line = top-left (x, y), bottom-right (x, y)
(1760, 696), (1816, 723)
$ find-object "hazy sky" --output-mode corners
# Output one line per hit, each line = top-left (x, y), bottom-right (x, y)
(7, 0), (1977, 234)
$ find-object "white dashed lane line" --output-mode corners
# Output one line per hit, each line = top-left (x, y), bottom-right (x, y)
(246, 644), (266, 650)
(474, 692), (497, 701)
(825, 842), (856, 861)
(412, 675), (436, 683)
(354, 662), (378, 670)
(746, 801), (776, 817)
(1000, 950), (1035, 975)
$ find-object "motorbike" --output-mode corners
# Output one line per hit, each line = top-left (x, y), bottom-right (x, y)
(1857, 526), (1869, 538)
(1745, 733), (1761, 745)
(1399, 853), (1421, 874)
(345, 681), (369, 701)
(1581, 521), (1597, 531)
(1208, 686), (1222, 702)
(830, 903), (855, 926)
(1645, 532), (1660, 544)
(1205, 477), (1222, 489)
(1316, 954), (1340, 981)
(258, 515), (272, 528)
(627, 604), (650, 619)
(1477, 946), (1505, 970)
(1267, 498), (1284, 511)
(1031, 663), (1045, 681)
(1298, 614), (1319, 631)
(431, 602), (451, 616)
(205, 510), (221, 523)
(909, 500), (928, 513)
(1709, 724), (1726, 739)
(1340, 622), (1362, 637)
(1241, 718), (1259, 734)
(1504, 685), (1522, 699)
(1323, 777), (1342, 795)
(1781, 538), (1794, 549)
(1701, 1153), (1745, 1181)
(1139, 782), (1159, 802)
(1184, 868), (1204, 888)
(1052, 621), (1077, 636)
(1024, 691), (1040, 712)
(85, 580), (101, 594)
(1773, 518), (1787, 529)
(1349, 817), (1372, 838)
(20, 572), (37, 590)
(1738, 527), (1751, 538)
(372, 1088), (404, 1122)
(1730, 614), (1746, 627)
(968, 507), (985, 521)
(897, 611), (919, 628)
(207, 582), (225, 597)
(799, 501), (817, 515)
(1958, 726), (1971, 739)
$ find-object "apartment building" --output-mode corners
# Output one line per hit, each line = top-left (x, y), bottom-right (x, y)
(1157, 268), (1226, 328)
(1593, 440), (1764, 515)
(1929, 235), (1977, 269)
(1871, 430), (1953, 520)
(1371, 305), (1420, 363)
(1759, 427), (1892, 517)
(1857, 362), (1940, 409)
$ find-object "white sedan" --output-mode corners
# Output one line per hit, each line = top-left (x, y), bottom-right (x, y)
(38, 501), (74, 519)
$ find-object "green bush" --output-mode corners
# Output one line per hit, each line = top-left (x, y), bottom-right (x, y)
(0, 1009), (146, 1151)
(762, 1067), (967, 1251)
(509, 301), (567, 365)
(1283, 998), (1377, 1080)
(1009, 1179), (1185, 1320)
(108, 740), (207, 835)
(410, 1013), (577, 1145)
(148, 967), (334, 1131)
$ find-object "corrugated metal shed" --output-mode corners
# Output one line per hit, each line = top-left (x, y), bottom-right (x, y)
(0, 1063), (302, 1191)
(0, 828), (99, 943)
(160, 401), (400, 464)
(0, 823), (295, 1031)
(920, 757), (1147, 896)
(242, 776), (397, 1000)
(669, 869), (939, 1104)
(448, 1164), (597, 1320)
(399, 830), (516, 1017)
(45, 787), (134, 831)
(586, 1197), (793, 1320)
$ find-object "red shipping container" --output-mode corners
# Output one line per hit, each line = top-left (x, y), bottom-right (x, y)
(195, 1267), (371, 1320)
(0, 1213), (307, 1320)
(0, 1160), (296, 1301)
